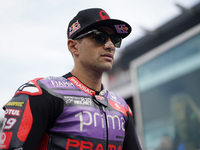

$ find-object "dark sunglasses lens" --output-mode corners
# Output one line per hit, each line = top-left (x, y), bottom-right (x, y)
(111, 36), (121, 48)
(94, 33), (108, 44)
(93, 30), (122, 48)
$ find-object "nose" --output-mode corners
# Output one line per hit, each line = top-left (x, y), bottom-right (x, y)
(104, 38), (115, 51)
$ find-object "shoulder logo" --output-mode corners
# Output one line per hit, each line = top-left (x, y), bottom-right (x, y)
(0, 132), (12, 149)
(15, 78), (43, 96)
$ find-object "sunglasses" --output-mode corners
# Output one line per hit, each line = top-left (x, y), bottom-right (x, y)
(74, 29), (122, 48)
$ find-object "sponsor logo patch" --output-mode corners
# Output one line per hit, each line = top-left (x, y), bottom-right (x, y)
(51, 80), (74, 88)
(109, 100), (127, 116)
(68, 77), (95, 96)
(64, 96), (92, 106)
(5, 108), (22, 117)
(99, 10), (110, 20)
(109, 93), (118, 102)
(66, 138), (122, 150)
(6, 102), (24, 107)
(69, 20), (81, 36)
(75, 110), (125, 132)
(95, 95), (105, 101)
(115, 24), (128, 33)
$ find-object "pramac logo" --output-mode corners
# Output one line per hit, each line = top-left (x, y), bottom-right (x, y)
(0, 132), (12, 149)
(68, 77), (95, 96)
(0, 133), (6, 145)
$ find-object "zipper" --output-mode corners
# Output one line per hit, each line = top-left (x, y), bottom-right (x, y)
(100, 105), (108, 150)
(92, 94), (108, 150)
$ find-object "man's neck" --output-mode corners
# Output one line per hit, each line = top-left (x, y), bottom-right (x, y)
(71, 69), (103, 92)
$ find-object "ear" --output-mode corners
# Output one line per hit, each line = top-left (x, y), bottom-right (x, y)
(68, 39), (80, 56)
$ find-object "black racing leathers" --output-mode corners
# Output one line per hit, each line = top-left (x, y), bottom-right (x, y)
(0, 73), (141, 150)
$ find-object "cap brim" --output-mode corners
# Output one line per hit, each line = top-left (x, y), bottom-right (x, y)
(78, 19), (132, 39)
(93, 19), (131, 39)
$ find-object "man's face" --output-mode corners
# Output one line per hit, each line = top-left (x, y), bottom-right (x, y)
(77, 27), (116, 73)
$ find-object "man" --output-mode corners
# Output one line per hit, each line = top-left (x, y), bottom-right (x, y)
(0, 8), (141, 150)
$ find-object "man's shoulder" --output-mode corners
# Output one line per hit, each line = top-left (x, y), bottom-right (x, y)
(14, 77), (44, 96)
(14, 76), (73, 96)
(38, 76), (74, 88)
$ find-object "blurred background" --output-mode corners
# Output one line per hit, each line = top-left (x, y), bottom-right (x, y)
(0, 0), (200, 149)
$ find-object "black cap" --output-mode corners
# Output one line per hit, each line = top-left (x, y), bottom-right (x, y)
(67, 8), (132, 39)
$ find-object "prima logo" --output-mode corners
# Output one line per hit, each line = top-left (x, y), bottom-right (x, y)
(75, 111), (125, 132)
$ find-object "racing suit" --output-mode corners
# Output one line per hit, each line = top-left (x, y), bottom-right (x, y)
(0, 73), (141, 150)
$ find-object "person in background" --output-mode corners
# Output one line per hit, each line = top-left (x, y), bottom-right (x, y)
(156, 134), (173, 150)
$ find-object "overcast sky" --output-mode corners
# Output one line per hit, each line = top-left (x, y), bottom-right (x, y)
(0, 0), (199, 119)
